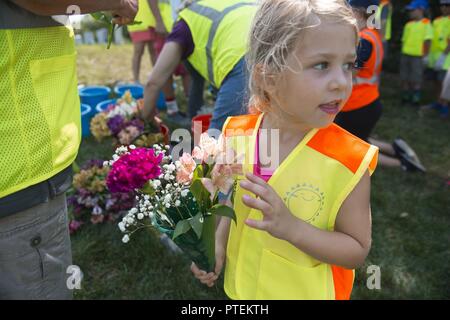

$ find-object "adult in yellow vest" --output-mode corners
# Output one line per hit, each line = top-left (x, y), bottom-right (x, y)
(128, 0), (158, 83)
(423, 0), (450, 117)
(400, 0), (433, 107)
(0, 0), (137, 299)
(376, 0), (393, 60)
(142, 0), (257, 130)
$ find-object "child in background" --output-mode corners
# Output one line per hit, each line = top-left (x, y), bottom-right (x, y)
(191, 0), (378, 299)
(423, 0), (450, 118)
(128, 0), (158, 84)
(336, 0), (426, 172)
(400, 0), (433, 107)
(149, 0), (191, 121)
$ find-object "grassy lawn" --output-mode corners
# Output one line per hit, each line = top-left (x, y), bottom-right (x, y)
(72, 44), (450, 299)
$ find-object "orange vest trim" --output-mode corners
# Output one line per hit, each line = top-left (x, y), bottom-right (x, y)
(306, 124), (374, 174)
(223, 113), (260, 137)
(342, 28), (383, 112)
(331, 265), (354, 300)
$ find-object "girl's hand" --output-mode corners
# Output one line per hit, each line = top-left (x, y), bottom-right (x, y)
(190, 241), (226, 287)
(239, 172), (297, 241)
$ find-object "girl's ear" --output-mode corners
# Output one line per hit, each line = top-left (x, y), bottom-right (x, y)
(253, 63), (278, 96)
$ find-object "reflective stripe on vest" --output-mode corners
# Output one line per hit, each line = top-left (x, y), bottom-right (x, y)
(185, 1), (256, 87)
(354, 29), (383, 85)
(221, 113), (378, 299)
(0, 1), (62, 29)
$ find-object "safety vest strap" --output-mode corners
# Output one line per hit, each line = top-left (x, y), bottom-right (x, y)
(186, 1), (256, 87)
(354, 29), (383, 86)
(0, 1), (62, 29)
(223, 113), (260, 137)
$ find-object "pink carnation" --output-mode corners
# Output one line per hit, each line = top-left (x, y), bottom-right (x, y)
(107, 148), (163, 193)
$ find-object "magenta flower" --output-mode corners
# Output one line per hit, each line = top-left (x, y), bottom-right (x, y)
(107, 148), (163, 193)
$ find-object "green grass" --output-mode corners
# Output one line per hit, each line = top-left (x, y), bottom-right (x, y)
(72, 45), (450, 299)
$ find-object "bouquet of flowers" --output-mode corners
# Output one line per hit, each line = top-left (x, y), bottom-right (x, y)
(68, 159), (135, 234)
(90, 90), (168, 148)
(105, 133), (242, 271)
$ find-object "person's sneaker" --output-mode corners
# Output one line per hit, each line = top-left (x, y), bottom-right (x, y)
(393, 138), (426, 172)
(166, 99), (180, 115)
(421, 102), (443, 112)
(165, 112), (191, 128)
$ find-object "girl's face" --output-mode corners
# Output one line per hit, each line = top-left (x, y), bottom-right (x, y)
(270, 22), (356, 130)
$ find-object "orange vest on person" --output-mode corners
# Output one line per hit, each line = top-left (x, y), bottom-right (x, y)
(342, 28), (384, 112)
(222, 113), (378, 300)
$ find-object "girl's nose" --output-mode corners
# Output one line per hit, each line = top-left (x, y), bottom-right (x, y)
(329, 68), (349, 92)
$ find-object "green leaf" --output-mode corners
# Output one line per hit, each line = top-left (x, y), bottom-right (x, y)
(192, 164), (204, 180)
(72, 161), (80, 174)
(189, 179), (204, 204)
(210, 204), (237, 223)
(189, 212), (204, 239)
(141, 181), (155, 196)
(172, 220), (191, 240)
(107, 23), (116, 49)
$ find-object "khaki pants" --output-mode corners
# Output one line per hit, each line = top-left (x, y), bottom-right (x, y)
(0, 194), (73, 299)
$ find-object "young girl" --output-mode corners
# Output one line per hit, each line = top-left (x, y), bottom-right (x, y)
(191, 0), (378, 300)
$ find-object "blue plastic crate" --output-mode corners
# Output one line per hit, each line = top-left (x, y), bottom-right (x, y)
(79, 86), (111, 109)
(80, 104), (92, 137)
(114, 84), (144, 99)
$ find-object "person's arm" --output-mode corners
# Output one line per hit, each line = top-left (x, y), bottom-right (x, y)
(149, 0), (168, 36)
(191, 215), (231, 287)
(142, 41), (183, 119)
(242, 171), (372, 270)
(10, 0), (138, 24)
(423, 22), (433, 57)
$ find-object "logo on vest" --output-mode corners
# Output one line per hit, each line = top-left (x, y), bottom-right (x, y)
(283, 183), (324, 223)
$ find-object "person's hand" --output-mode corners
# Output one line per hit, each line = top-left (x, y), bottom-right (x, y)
(190, 239), (226, 287)
(239, 172), (297, 240)
(422, 55), (430, 67)
(155, 20), (169, 37)
(111, 0), (138, 25)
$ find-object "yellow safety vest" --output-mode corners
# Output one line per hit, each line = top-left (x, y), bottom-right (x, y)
(128, 0), (156, 32)
(429, 16), (450, 70)
(401, 18), (433, 57)
(178, 0), (257, 88)
(376, 0), (392, 41)
(222, 113), (378, 300)
(0, 3), (81, 198)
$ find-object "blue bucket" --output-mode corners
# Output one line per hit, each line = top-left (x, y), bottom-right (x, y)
(79, 86), (111, 108)
(114, 84), (144, 99)
(96, 99), (117, 114)
(80, 104), (92, 137)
